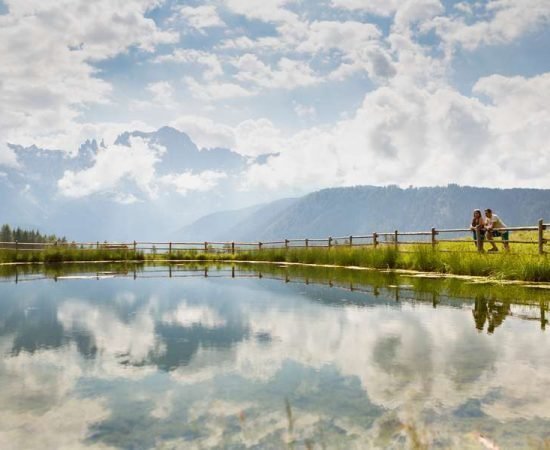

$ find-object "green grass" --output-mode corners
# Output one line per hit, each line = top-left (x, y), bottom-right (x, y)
(2, 236), (549, 282)
(0, 247), (145, 264)
(215, 245), (550, 282)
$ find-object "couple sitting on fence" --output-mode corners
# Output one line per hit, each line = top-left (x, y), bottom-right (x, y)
(471, 208), (509, 252)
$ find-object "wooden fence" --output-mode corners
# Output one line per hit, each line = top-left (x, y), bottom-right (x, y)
(1, 219), (548, 256)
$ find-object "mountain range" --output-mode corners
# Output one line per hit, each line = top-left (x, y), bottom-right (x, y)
(177, 185), (550, 241)
(0, 127), (272, 240)
(2, 126), (549, 242)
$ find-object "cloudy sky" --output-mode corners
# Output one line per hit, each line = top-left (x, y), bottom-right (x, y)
(1, 0), (550, 196)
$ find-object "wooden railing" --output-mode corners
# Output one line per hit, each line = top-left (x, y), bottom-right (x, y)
(0, 219), (548, 256)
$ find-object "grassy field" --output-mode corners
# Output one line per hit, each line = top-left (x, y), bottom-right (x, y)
(1, 230), (548, 281)
(162, 234), (550, 281)
(0, 247), (145, 264)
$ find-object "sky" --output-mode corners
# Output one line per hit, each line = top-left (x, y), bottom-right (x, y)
(1, 0), (550, 200)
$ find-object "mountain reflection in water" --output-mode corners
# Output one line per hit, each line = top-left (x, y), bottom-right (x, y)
(0, 263), (549, 449)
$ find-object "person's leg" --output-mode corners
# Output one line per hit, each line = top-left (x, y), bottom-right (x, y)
(473, 230), (485, 251)
(502, 231), (510, 251)
(486, 230), (498, 251)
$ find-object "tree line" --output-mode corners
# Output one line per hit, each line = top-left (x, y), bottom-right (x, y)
(0, 224), (67, 243)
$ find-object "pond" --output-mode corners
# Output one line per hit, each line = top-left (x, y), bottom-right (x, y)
(1, 263), (549, 449)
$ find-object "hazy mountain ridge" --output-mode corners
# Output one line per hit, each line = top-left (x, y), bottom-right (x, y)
(0, 127), (269, 240)
(175, 197), (299, 241)
(178, 185), (550, 241)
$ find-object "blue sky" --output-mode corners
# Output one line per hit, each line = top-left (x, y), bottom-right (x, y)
(1, 0), (550, 198)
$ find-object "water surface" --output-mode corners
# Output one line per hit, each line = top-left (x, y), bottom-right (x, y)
(1, 264), (549, 449)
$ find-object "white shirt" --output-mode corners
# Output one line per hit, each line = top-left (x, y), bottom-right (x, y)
(486, 214), (507, 230)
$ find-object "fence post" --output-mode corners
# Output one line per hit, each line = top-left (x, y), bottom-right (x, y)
(285, 239), (289, 249)
(431, 227), (437, 250)
(204, 241), (208, 253)
(394, 230), (398, 249)
(169, 242), (172, 254)
(373, 233), (378, 248)
(258, 242), (263, 251)
(539, 219), (545, 255)
(328, 237), (332, 248)
(96, 241), (99, 250)
(349, 235), (353, 247)
(231, 242), (235, 255)
(476, 224), (483, 252)
(133, 240), (137, 253)
(15, 240), (18, 258)
(305, 238), (309, 249)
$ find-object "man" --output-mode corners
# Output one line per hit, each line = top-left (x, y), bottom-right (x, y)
(484, 208), (510, 252)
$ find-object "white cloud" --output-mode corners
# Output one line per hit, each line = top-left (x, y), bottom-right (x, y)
(58, 297), (160, 365)
(330, 0), (401, 16)
(145, 81), (176, 108)
(424, 0), (550, 52)
(234, 54), (320, 89)
(293, 102), (316, 119)
(155, 49), (224, 80)
(184, 76), (255, 101)
(170, 116), (236, 149)
(242, 71), (550, 190)
(393, 0), (444, 32)
(296, 20), (382, 53)
(472, 73), (550, 180)
(58, 137), (164, 199)
(0, 144), (19, 167)
(0, 0), (178, 164)
(176, 5), (225, 30)
(222, 0), (299, 24)
(162, 302), (227, 328)
(235, 119), (285, 157)
(160, 170), (228, 195)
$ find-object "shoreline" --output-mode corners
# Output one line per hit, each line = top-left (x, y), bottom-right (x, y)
(2, 258), (550, 288)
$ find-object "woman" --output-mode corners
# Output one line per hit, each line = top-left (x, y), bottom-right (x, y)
(470, 209), (485, 250)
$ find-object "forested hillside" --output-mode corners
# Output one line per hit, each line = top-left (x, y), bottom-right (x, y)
(0, 224), (66, 243)
(178, 185), (550, 241)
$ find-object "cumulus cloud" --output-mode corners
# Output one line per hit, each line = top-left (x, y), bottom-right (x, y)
(183, 76), (255, 101)
(160, 170), (227, 195)
(155, 49), (224, 81)
(222, 0), (299, 24)
(146, 81), (176, 108)
(170, 116), (236, 149)
(0, 0), (178, 164)
(233, 54), (320, 89)
(235, 119), (285, 157)
(242, 71), (550, 190)
(424, 0), (550, 52)
(57, 134), (231, 199)
(58, 137), (164, 199)
(162, 302), (227, 328)
(293, 102), (316, 119)
(330, 0), (402, 16)
(175, 5), (225, 30)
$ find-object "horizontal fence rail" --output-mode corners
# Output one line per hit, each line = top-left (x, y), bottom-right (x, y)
(0, 219), (548, 256)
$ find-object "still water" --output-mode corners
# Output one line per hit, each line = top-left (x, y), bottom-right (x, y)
(1, 264), (549, 449)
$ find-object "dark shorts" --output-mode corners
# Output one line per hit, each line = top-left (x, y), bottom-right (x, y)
(489, 230), (509, 240)
(472, 230), (486, 241)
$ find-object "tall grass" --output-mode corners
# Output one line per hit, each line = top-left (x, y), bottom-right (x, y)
(2, 243), (549, 282)
(230, 246), (550, 282)
(0, 248), (145, 264)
